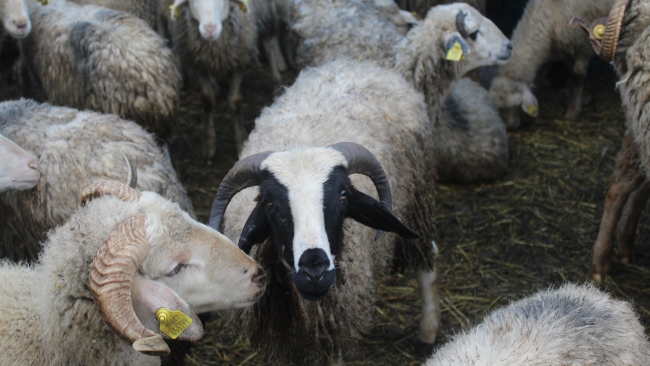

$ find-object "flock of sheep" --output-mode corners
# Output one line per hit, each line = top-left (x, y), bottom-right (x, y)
(1, 0), (650, 364)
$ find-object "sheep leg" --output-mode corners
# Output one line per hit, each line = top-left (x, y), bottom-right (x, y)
(563, 62), (587, 121)
(592, 169), (644, 282)
(199, 76), (217, 160)
(264, 36), (287, 84)
(417, 267), (440, 344)
(615, 179), (650, 264)
(228, 71), (246, 153)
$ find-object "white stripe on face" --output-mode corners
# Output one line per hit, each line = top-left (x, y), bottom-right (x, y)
(262, 148), (348, 272)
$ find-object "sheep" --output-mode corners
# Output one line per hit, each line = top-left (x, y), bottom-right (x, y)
(0, 99), (193, 262)
(289, 1), (512, 183)
(68, 0), (160, 30)
(0, 0), (31, 40)
(0, 132), (39, 192)
(570, 0), (650, 281)
(0, 180), (265, 365)
(20, 0), (181, 140)
(489, 0), (615, 130)
(207, 5), (512, 362)
(169, 0), (259, 157)
(423, 283), (650, 365)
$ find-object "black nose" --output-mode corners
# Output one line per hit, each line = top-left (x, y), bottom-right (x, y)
(298, 248), (330, 282)
(506, 42), (513, 51)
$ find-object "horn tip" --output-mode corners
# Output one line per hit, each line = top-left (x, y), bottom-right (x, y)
(132, 336), (170, 356)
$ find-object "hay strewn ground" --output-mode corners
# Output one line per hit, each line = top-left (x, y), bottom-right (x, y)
(169, 59), (650, 365)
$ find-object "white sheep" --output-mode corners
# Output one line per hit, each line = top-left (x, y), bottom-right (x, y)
(423, 283), (650, 365)
(0, 180), (265, 365)
(208, 4), (512, 363)
(20, 0), (181, 140)
(489, 0), (615, 130)
(289, 0), (512, 183)
(570, 0), (650, 281)
(0, 131), (39, 192)
(0, 99), (193, 262)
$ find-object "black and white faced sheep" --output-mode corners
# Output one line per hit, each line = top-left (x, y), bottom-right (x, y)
(0, 181), (265, 365)
(423, 283), (650, 365)
(169, 0), (258, 157)
(570, 0), (650, 281)
(20, 0), (181, 140)
(207, 5), (514, 358)
(489, 0), (615, 130)
(0, 131), (38, 192)
(0, 99), (193, 262)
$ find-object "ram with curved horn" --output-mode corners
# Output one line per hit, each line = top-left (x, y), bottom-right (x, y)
(0, 181), (264, 365)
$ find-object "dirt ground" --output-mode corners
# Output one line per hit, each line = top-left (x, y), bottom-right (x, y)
(165, 55), (650, 365)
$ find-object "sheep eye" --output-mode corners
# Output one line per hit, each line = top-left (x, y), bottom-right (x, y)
(166, 263), (186, 277)
(469, 30), (479, 41)
(340, 190), (347, 202)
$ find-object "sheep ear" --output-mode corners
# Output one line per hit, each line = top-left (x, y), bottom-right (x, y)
(346, 188), (421, 240)
(131, 276), (203, 342)
(444, 33), (469, 62)
(521, 86), (538, 117)
(238, 204), (271, 254)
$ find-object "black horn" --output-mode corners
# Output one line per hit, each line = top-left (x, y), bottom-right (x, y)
(209, 151), (273, 231)
(329, 142), (393, 239)
(456, 11), (468, 39)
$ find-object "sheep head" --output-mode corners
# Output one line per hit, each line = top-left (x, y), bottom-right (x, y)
(172, 0), (243, 40)
(0, 133), (39, 192)
(209, 142), (420, 301)
(82, 181), (265, 356)
(0, 0), (31, 38)
(489, 77), (539, 130)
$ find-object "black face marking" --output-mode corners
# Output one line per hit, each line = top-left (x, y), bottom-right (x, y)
(321, 166), (351, 259)
(257, 170), (295, 268)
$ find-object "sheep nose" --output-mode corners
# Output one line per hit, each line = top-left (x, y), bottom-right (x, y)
(13, 19), (27, 29)
(28, 160), (38, 171)
(298, 249), (330, 282)
(506, 42), (513, 51)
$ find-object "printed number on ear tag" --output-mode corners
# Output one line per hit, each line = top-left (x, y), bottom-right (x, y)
(156, 308), (192, 339)
(446, 42), (464, 61)
(527, 105), (538, 116)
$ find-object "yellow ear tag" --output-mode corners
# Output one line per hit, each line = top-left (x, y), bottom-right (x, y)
(527, 105), (538, 116)
(38, 0), (49, 5)
(156, 308), (192, 340)
(446, 42), (464, 61)
(593, 24), (605, 40)
(169, 5), (181, 19)
(236, 0), (249, 12)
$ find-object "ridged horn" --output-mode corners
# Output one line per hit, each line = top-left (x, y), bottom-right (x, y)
(209, 151), (273, 231)
(89, 215), (170, 356)
(329, 142), (393, 240)
(569, 0), (629, 62)
(456, 10), (468, 38)
(81, 181), (142, 206)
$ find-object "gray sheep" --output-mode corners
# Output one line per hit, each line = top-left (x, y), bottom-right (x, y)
(423, 283), (650, 365)
(20, 0), (181, 140)
(0, 180), (265, 365)
(0, 99), (193, 262)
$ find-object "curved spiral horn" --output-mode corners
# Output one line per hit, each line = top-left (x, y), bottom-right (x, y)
(81, 181), (142, 206)
(209, 151), (273, 231)
(329, 142), (393, 239)
(89, 215), (170, 356)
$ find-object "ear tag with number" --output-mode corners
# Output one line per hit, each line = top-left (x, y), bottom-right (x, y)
(156, 308), (192, 339)
(446, 42), (464, 61)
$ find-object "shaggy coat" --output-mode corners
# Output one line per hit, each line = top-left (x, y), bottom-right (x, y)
(396, 0), (486, 18)
(68, 0), (159, 29)
(423, 283), (650, 365)
(0, 99), (192, 261)
(290, 0), (510, 183)
(223, 60), (437, 364)
(489, 0), (614, 128)
(21, 0), (180, 139)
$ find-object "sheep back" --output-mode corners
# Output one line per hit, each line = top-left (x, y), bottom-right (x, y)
(424, 283), (650, 365)
(434, 78), (509, 183)
(0, 99), (192, 262)
(223, 59), (437, 363)
(68, 0), (159, 29)
(21, 0), (180, 139)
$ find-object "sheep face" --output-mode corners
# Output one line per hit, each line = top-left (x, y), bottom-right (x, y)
(0, 0), (30, 38)
(0, 134), (39, 192)
(441, 4), (511, 68)
(173, 0), (230, 40)
(215, 146), (420, 301)
(489, 77), (539, 129)
(137, 192), (265, 314)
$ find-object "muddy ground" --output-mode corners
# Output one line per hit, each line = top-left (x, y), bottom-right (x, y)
(166, 56), (650, 365)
